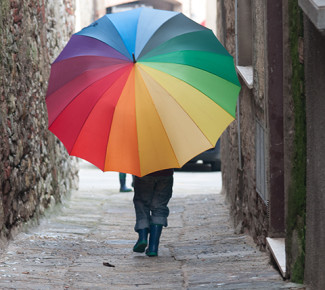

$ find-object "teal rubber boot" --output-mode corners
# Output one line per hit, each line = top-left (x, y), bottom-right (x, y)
(146, 224), (163, 257)
(133, 228), (149, 253)
(119, 173), (132, 192)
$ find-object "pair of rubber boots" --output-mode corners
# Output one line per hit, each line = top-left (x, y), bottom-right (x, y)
(133, 224), (162, 257)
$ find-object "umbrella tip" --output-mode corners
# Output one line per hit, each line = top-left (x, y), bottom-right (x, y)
(132, 53), (136, 63)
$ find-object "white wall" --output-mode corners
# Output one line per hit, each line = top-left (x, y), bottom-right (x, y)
(75, 0), (96, 32)
(179, 0), (216, 33)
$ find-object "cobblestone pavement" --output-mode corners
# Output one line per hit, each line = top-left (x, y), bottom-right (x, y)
(0, 161), (304, 289)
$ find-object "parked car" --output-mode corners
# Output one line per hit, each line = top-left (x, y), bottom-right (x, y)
(186, 140), (221, 171)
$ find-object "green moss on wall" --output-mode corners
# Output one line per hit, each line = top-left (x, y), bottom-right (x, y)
(0, 1), (10, 68)
(0, 1), (10, 26)
(286, 0), (306, 284)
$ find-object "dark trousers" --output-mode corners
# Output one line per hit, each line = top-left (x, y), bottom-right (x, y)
(133, 175), (173, 231)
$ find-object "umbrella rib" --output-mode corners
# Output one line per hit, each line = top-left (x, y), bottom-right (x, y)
(46, 57), (130, 98)
(160, 83), (227, 153)
(138, 29), (231, 61)
(136, 70), (181, 169)
(140, 57), (239, 89)
(53, 35), (130, 64)
(69, 67), (131, 166)
(140, 62), (240, 118)
(105, 16), (140, 61)
(136, 12), (180, 59)
(155, 83), (218, 166)
(48, 64), (130, 136)
(52, 53), (129, 66)
(139, 67), (227, 168)
(137, 13), (206, 60)
(141, 50), (234, 60)
(139, 65), (234, 152)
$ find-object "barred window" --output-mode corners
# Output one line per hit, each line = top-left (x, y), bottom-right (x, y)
(256, 120), (268, 203)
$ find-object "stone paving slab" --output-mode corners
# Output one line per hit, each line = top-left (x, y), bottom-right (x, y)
(0, 162), (305, 289)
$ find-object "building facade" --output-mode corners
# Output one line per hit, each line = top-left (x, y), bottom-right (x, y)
(218, 0), (325, 288)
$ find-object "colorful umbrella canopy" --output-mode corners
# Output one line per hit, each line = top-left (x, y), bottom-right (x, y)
(46, 8), (241, 177)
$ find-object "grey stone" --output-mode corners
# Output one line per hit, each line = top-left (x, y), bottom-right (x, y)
(0, 163), (305, 289)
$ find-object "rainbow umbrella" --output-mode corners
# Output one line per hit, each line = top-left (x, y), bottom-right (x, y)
(46, 8), (241, 177)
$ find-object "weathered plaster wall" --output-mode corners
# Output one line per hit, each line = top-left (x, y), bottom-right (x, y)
(0, 0), (78, 247)
(75, 0), (96, 32)
(304, 16), (325, 290)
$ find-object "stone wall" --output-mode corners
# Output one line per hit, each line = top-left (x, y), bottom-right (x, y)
(0, 0), (78, 248)
(217, 0), (269, 248)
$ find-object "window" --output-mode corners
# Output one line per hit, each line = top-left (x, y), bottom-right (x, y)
(235, 0), (253, 88)
(256, 120), (268, 203)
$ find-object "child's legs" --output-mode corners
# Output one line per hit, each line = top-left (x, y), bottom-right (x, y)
(133, 176), (155, 231)
(150, 175), (173, 227)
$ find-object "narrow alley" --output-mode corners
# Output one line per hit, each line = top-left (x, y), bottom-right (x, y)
(0, 162), (304, 289)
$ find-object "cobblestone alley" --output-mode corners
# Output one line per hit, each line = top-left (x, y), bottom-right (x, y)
(0, 162), (304, 289)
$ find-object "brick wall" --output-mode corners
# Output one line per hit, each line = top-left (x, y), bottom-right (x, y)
(0, 0), (78, 247)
